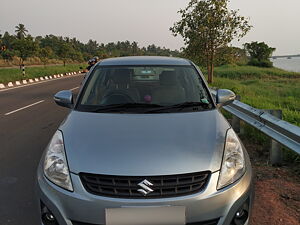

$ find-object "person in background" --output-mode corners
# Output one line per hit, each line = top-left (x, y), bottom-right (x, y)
(86, 56), (99, 71)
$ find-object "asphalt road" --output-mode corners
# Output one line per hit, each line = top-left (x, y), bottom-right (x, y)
(0, 74), (85, 225)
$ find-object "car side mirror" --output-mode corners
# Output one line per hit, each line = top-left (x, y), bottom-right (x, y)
(54, 90), (73, 108)
(216, 89), (236, 108)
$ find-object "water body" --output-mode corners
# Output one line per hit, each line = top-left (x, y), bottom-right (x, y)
(271, 57), (300, 72)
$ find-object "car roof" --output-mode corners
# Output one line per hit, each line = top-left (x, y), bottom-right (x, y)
(98, 56), (192, 66)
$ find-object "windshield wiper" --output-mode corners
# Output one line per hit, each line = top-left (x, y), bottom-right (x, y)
(90, 103), (163, 112)
(145, 101), (211, 113)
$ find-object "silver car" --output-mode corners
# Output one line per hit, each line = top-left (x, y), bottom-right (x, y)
(37, 56), (253, 225)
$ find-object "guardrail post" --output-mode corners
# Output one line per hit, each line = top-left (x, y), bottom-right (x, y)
(231, 95), (241, 134)
(266, 110), (283, 166)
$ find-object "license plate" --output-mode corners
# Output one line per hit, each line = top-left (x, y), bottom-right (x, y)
(105, 206), (186, 225)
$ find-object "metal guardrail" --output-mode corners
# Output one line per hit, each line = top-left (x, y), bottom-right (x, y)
(210, 90), (300, 155)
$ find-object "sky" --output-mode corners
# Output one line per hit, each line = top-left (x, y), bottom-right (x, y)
(1, 0), (300, 55)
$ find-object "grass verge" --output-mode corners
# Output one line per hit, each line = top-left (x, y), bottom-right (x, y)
(213, 64), (300, 79)
(0, 64), (85, 84)
(206, 65), (300, 164)
(204, 65), (300, 126)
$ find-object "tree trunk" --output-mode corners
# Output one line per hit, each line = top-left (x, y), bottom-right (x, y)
(206, 50), (212, 84)
(63, 60), (66, 67)
(207, 64), (212, 84)
(207, 52), (214, 84)
(19, 58), (23, 68)
(209, 62), (214, 84)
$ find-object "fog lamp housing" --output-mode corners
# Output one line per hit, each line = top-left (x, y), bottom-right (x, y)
(230, 198), (250, 225)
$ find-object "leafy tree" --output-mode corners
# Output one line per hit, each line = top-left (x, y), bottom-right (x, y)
(15, 24), (28, 39)
(39, 34), (64, 57)
(131, 41), (139, 55)
(35, 36), (43, 46)
(147, 44), (159, 56)
(170, 0), (251, 83)
(13, 37), (38, 65)
(1, 49), (15, 63)
(69, 49), (84, 62)
(38, 47), (54, 66)
(57, 43), (75, 66)
(85, 39), (99, 56)
(0, 31), (16, 62)
(244, 41), (275, 67)
(215, 46), (247, 66)
(1, 32), (17, 49)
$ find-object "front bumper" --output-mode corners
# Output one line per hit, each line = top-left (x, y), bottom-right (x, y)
(37, 160), (253, 225)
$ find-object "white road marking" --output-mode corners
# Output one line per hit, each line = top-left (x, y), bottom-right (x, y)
(5, 100), (45, 116)
(69, 87), (79, 91)
(0, 73), (84, 93)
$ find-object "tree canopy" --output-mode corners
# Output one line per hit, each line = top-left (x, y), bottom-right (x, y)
(15, 24), (28, 39)
(244, 41), (276, 67)
(170, 0), (251, 83)
(13, 37), (38, 64)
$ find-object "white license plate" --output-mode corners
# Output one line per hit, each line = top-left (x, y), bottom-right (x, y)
(105, 206), (186, 225)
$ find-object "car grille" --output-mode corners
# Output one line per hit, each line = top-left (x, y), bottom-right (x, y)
(71, 218), (219, 225)
(79, 171), (210, 198)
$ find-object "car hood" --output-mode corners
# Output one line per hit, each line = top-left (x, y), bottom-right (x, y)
(60, 110), (230, 176)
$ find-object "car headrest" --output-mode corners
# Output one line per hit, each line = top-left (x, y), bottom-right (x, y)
(160, 71), (178, 86)
(112, 69), (133, 84)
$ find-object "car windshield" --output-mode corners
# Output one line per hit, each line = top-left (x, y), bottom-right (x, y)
(76, 65), (214, 113)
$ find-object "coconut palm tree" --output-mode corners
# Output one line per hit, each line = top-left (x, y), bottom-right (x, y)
(15, 24), (28, 39)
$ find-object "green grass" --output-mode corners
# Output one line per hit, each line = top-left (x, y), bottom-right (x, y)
(0, 64), (85, 84)
(213, 64), (300, 79)
(208, 65), (300, 163)
(204, 65), (300, 127)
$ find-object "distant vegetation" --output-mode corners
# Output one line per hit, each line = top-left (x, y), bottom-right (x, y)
(0, 22), (277, 74)
(244, 41), (276, 68)
(0, 24), (181, 67)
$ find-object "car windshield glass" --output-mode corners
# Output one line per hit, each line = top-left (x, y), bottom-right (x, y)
(76, 65), (214, 113)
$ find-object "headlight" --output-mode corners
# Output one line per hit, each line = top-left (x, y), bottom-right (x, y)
(44, 130), (73, 191)
(217, 128), (245, 190)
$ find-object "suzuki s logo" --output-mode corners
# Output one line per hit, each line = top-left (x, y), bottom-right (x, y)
(137, 179), (154, 196)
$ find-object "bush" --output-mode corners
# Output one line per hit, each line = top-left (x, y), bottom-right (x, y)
(248, 59), (273, 68)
